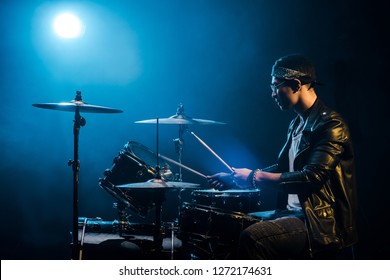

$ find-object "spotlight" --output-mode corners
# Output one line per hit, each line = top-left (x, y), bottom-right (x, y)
(53, 13), (84, 38)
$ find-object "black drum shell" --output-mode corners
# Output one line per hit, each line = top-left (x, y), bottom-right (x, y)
(191, 189), (261, 213)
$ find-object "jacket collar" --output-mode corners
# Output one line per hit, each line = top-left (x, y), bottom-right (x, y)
(279, 98), (325, 163)
(303, 98), (324, 132)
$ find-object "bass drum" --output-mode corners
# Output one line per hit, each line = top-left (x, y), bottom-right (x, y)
(99, 141), (173, 216)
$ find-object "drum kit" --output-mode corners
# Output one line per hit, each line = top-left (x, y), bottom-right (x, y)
(32, 91), (262, 260)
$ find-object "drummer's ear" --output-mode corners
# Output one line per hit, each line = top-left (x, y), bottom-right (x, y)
(290, 79), (301, 93)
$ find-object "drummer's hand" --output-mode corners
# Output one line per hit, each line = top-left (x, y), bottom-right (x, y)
(207, 172), (236, 190)
(231, 167), (253, 183)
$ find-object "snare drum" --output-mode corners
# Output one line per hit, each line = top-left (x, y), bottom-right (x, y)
(191, 189), (261, 213)
(178, 202), (262, 259)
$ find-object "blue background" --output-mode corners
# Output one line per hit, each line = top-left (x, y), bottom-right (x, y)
(0, 0), (388, 259)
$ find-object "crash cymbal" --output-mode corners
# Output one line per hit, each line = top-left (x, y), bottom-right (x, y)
(116, 179), (200, 190)
(32, 100), (123, 113)
(135, 114), (225, 125)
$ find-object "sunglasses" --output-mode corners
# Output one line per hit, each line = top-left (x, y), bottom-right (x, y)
(270, 80), (288, 92)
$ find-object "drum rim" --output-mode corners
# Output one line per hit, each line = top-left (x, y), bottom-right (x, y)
(124, 140), (167, 168)
(181, 202), (258, 218)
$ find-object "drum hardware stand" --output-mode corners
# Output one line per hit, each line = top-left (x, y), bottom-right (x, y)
(77, 217), (88, 260)
(152, 117), (184, 258)
(152, 189), (165, 256)
(173, 136), (184, 181)
(168, 221), (176, 260)
(32, 91), (122, 260)
(114, 201), (133, 236)
(99, 180), (146, 236)
(173, 103), (188, 182)
(67, 91), (86, 260)
(175, 188), (185, 229)
(152, 117), (165, 256)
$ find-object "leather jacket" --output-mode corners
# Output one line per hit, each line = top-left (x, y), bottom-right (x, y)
(263, 98), (358, 254)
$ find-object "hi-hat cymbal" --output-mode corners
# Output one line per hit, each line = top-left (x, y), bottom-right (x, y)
(116, 179), (200, 190)
(135, 114), (225, 125)
(32, 100), (123, 114)
(117, 179), (170, 189)
(166, 181), (201, 189)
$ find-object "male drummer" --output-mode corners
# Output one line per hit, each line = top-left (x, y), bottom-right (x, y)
(207, 54), (358, 260)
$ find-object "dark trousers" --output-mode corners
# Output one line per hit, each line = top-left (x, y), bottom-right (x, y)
(237, 216), (309, 259)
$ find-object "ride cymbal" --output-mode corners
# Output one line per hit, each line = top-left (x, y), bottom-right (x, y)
(135, 114), (225, 125)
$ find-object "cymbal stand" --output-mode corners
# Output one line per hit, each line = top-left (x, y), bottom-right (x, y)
(68, 91), (86, 260)
(153, 189), (166, 256)
(153, 117), (164, 255)
(173, 103), (188, 182)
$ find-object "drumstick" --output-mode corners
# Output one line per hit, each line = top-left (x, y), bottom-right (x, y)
(158, 154), (207, 178)
(190, 131), (233, 172)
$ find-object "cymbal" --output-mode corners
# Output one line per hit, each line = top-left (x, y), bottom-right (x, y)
(116, 179), (200, 190)
(135, 114), (225, 125)
(166, 181), (201, 189)
(117, 179), (170, 189)
(32, 100), (123, 114)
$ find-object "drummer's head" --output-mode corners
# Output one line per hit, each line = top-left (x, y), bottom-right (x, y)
(271, 54), (318, 89)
